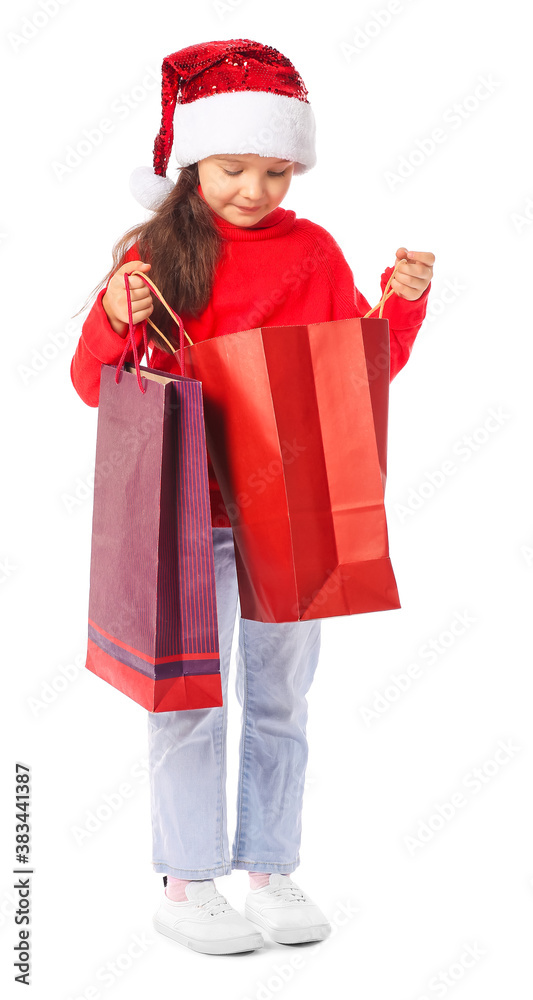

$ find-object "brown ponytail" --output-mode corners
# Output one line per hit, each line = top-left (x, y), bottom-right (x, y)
(76, 162), (223, 354)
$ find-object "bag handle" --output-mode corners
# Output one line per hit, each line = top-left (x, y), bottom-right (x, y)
(128, 270), (195, 353)
(131, 259), (405, 331)
(114, 271), (193, 392)
(363, 258), (405, 319)
(115, 254), (404, 392)
(114, 275), (151, 393)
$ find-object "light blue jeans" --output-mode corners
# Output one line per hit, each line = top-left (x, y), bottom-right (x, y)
(147, 526), (322, 878)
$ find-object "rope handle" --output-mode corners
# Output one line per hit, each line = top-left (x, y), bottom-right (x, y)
(114, 275), (151, 392)
(114, 270), (193, 391)
(129, 270), (194, 352)
(130, 259), (406, 333)
(114, 255), (405, 391)
(363, 258), (405, 319)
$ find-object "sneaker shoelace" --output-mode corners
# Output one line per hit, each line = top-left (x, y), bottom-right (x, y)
(196, 890), (234, 917)
(268, 882), (307, 904)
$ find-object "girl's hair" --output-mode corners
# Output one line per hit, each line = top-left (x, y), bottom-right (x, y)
(77, 162), (223, 353)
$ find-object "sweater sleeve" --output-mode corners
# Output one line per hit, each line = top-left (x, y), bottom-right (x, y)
(70, 243), (149, 407)
(314, 225), (431, 383)
(355, 265), (431, 382)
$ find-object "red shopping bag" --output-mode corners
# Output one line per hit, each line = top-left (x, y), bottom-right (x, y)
(85, 277), (222, 711)
(124, 267), (402, 624)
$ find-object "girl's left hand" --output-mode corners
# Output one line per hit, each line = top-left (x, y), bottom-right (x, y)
(390, 248), (435, 300)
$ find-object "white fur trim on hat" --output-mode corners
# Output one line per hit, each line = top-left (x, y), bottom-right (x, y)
(129, 166), (174, 211)
(172, 90), (316, 173)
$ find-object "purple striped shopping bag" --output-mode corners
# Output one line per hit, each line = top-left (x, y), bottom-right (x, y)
(85, 275), (222, 712)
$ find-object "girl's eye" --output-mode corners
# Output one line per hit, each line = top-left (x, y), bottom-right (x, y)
(223, 169), (286, 177)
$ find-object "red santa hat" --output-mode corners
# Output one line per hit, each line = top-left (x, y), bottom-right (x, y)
(130, 38), (317, 211)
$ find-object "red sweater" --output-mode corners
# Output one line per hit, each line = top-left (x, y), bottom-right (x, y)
(71, 184), (431, 526)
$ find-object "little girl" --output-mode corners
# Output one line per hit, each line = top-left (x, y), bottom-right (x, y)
(71, 38), (434, 957)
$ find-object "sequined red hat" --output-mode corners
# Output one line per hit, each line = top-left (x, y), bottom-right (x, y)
(130, 38), (316, 210)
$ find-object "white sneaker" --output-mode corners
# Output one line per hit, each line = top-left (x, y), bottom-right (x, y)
(153, 880), (264, 955)
(245, 874), (331, 945)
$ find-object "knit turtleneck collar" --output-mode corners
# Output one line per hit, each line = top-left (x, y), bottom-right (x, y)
(197, 183), (296, 241)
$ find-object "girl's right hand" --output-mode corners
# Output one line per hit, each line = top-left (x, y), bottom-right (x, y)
(102, 260), (154, 337)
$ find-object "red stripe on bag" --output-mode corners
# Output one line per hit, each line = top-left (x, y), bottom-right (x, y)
(88, 618), (219, 663)
(86, 639), (223, 711)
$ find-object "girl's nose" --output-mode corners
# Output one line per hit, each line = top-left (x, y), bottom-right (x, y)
(239, 177), (264, 200)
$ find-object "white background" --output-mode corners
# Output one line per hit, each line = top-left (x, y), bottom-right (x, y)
(2, 0), (533, 997)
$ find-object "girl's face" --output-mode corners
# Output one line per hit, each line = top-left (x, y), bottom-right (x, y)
(197, 153), (295, 226)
